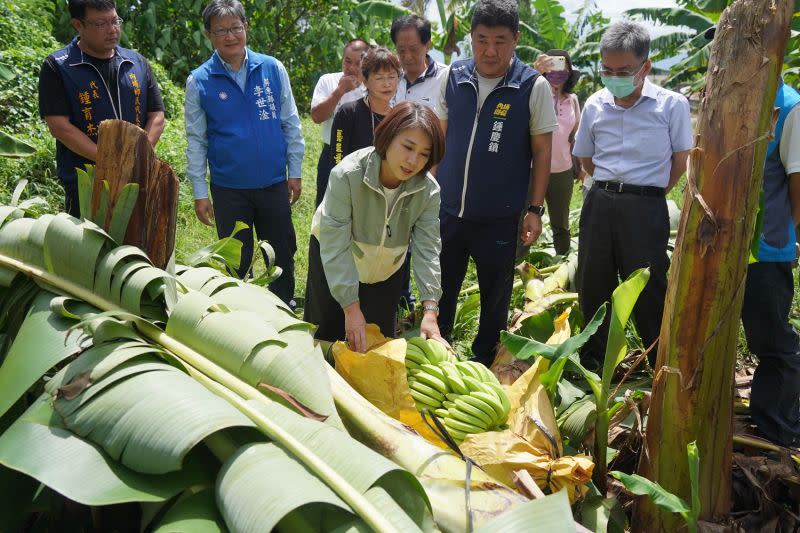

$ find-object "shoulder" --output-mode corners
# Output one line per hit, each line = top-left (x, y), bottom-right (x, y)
(421, 172), (441, 195)
(333, 147), (373, 178)
(650, 83), (689, 109)
(335, 99), (360, 118)
(582, 90), (606, 111)
(315, 71), (341, 88)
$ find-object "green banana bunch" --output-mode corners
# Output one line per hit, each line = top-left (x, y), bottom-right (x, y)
(407, 362), (451, 410)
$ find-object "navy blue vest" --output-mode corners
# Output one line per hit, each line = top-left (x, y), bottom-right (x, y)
(191, 50), (287, 189)
(758, 79), (800, 262)
(50, 37), (149, 185)
(437, 56), (538, 221)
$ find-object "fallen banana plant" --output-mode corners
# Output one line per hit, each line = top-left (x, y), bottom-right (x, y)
(0, 209), (434, 531)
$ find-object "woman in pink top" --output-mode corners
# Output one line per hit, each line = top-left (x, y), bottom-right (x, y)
(535, 49), (582, 255)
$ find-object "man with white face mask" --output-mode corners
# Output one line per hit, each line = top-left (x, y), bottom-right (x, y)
(572, 20), (692, 369)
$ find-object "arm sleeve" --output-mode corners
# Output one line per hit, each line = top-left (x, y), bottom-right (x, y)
(183, 75), (210, 199)
(780, 105), (800, 174)
(276, 60), (305, 178)
(142, 59), (165, 113)
(529, 76), (558, 135)
(669, 95), (694, 152)
(38, 57), (72, 117)
(572, 99), (595, 158)
(434, 66), (450, 120)
(311, 73), (333, 108)
(410, 182), (443, 303)
(319, 168), (360, 308)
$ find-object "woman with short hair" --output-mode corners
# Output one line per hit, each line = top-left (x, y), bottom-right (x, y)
(305, 102), (446, 352)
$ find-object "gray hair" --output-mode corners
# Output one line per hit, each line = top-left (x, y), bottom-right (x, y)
(202, 0), (246, 30)
(600, 21), (650, 62)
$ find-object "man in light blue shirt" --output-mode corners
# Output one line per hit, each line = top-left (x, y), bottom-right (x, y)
(573, 20), (692, 368)
(184, 0), (304, 305)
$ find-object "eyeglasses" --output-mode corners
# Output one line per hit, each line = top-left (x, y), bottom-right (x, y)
(599, 62), (645, 77)
(210, 25), (245, 37)
(82, 17), (123, 30)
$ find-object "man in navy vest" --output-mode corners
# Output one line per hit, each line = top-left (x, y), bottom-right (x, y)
(741, 77), (800, 448)
(185, 0), (305, 306)
(435, 0), (557, 365)
(38, 0), (165, 217)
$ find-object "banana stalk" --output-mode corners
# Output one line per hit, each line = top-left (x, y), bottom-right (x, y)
(326, 365), (529, 532)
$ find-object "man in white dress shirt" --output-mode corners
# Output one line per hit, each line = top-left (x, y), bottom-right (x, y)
(310, 39), (368, 206)
(390, 14), (447, 108)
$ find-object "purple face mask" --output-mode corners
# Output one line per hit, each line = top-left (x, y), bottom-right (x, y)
(544, 70), (570, 86)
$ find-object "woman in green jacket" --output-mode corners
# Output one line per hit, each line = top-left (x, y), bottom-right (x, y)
(304, 102), (445, 352)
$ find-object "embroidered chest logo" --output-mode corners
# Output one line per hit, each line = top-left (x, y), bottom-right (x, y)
(487, 102), (510, 153)
(76, 80), (103, 138)
(128, 73), (142, 127)
(254, 77), (277, 121)
(219, 91), (228, 101)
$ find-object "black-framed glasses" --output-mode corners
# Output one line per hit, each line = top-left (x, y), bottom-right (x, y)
(82, 17), (123, 30)
(599, 62), (645, 78)
(210, 25), (245, 37)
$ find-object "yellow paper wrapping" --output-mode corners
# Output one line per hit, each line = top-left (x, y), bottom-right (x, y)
(461, 341), (595, 504)
(332, 324), (449, 447)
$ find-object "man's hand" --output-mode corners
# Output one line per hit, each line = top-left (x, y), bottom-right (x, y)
(343, 302), (367, 353)
(288, 178), (302, 205)
(337, 74), (360, 96)
(520, 212), (542, 246)
(194, 198), (215, 226)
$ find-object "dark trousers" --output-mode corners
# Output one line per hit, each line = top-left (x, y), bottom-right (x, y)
(210, 181), (296, 304)
(576, 185), (669, 367)
(742, 261), (800, 446)
(438, 212), (518, 365)
(303, 236), (403, 340)
(63, 182), (80, 218)
(545, 169), (575, 255)
(315, 143), (333, 207)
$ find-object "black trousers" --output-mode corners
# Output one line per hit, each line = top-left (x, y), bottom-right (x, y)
(63, 182), (80, 218)
(742, 261), (800, 446)
(438, 212), (518, 365)
(576, 185), (669, 367)
(210, 181), (296, 304)
(303, 235), (404, 341)
(315, 143), (333, 208)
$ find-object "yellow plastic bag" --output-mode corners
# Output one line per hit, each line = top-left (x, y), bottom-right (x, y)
(332, 324), (449, 447)
(460, 356), (594, 504)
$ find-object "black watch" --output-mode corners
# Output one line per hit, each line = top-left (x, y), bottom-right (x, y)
(527, 204), (545, 216)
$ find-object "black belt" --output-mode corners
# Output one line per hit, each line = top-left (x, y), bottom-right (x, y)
(594, 180), (665, 197)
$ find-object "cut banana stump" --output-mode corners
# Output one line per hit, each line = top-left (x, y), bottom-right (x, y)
(404, 338), (511, 443)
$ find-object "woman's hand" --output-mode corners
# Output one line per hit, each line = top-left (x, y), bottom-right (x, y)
(533, 54), (552, 73)
(343, 302), (367, 353)
(419, 306), (452, 350)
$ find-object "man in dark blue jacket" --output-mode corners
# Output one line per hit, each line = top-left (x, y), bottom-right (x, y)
(185, 0), (305, 305)
(38, 0), (165, 217)
(435, 0), (556, 365)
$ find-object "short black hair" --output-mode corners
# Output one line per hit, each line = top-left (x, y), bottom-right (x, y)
(471, 0), (519, 35)
(69, 0), (116, 20)
(390, 14), (432, 45)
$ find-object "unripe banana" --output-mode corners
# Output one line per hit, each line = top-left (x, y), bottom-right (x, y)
(413, 371), (450, 396)
(453, 397), (494, 427)
(434, 408), (450, 419)
(447, 406), (490, 430)
(410, 381), (446, 402)
(455, 361), (483, 381)
(405, 348), (428, 366)
(410, 388), (441, 408)
(426, 338), (452, 363)
(464, 361), (500, 385)
(442, 400), (457, 410)
(441, 362), (470, 395)
(461, 376), (485, 393)
(444, 417), (485, 435)
(408, 337), (437, 364)
(456, 394), (500, 424)
(472, 390), (505, 421)
(444, 426), (468, 442)
(419, 363), (447, 382)
(405, 359), (421, 372)
(484, 381), (511, 419)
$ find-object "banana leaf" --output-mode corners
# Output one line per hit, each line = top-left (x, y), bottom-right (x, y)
(474, 490), (574, 533)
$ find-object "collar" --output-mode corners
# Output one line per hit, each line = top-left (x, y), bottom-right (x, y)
(211, 48), (261, 75)
(67, 35), (130, 65)
(404, 55), (439, 86)
(461, 54), (526, 90)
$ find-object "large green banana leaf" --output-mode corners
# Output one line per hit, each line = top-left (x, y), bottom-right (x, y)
(0, 209), (433, 531)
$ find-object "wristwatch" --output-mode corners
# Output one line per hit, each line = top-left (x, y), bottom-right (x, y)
(422, 302), (439, 316)
(527, 204), (545, 216)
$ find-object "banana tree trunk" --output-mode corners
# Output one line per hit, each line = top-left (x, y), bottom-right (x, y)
(92, 119), (178, 269)
(635, 0), (793, 530)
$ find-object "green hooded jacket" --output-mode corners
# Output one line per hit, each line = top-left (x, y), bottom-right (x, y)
(311, 147), (442, 308)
